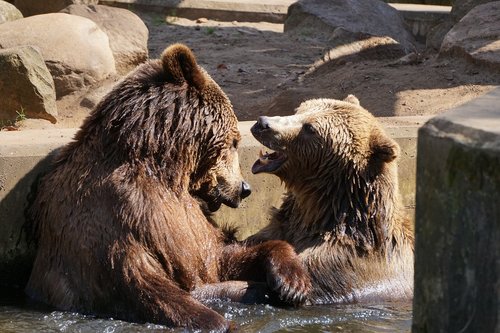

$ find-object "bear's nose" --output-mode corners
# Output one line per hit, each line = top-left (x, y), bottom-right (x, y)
(241, 181), (252, 199)
(257, 116), (270, 130)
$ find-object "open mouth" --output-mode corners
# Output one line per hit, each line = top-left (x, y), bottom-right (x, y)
(201, 195), (238, 213)
(207, 198), (222, 212)
(205, 193), (240, 212)
(252, 149), (287, 174)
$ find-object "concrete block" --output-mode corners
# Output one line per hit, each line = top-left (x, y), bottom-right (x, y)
(412, 87), (500, 333)
(0, 118), (424, 287)
(0, 129), (76, 287)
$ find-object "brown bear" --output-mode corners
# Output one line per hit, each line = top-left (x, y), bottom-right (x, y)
(25, 44), (311, 331)
(246, 96), (414, 304)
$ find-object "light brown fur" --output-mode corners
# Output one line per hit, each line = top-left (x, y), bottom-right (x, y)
(247, 96), (414, 304)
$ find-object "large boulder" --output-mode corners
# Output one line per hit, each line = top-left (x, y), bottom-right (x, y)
(0, 46), (57, 124)
(285, 0), (416, 53)
(0, 0), (22, 23)
(14, 0), (97, 16)
(426, 0), (496, 51)
(451, 0), (497, 22)
(440, 1), (500, 71)
(60, 5), (148, 74)
(0, 13), (116, 97)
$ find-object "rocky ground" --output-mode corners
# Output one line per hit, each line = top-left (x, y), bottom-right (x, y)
(14, 9), (500, 130)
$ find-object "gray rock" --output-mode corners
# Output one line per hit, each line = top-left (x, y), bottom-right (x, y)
(426, 19), (454, 51)
(0, 46), (57, 124)
(451, 0), (496, 22)
(0, 0), (22, 24)
(413, 87), (500, 333)
(14, 0), (97, 17)
(0, 13), (116, 97)
(440, 1), (500, 70)
(285, 0), (416, 53)
(60, 5), (148, 74)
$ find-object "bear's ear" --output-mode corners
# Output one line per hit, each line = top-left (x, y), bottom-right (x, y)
(370, 131), (400, 163)
(344, 94), (360, 106)
(161, 43), (206, 90)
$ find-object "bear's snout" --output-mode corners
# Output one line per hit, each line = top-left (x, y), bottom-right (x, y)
(241, 181), (252, 199)
(251, 116), (273, 142)
(256, 116), (271, 130)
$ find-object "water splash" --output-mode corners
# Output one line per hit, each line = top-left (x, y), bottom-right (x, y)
(0, 289), (411, 332)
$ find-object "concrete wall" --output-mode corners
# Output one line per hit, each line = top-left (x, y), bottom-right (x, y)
(0, 129), (77, 288)
(412, 88), (500, 333)
(0, 118), (426, 287)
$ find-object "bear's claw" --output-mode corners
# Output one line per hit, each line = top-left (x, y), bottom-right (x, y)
(266, 258), (312, 306)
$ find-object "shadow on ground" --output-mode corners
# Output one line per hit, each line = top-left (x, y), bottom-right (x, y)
(136, 10), (499, 122)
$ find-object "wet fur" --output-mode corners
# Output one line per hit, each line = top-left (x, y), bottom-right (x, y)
(26, 44), (310, 331)
(247, 97), (414, 304)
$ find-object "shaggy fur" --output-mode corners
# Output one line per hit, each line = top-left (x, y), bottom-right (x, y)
(246, 96), (414, 304)
(25, 44), (310, 331)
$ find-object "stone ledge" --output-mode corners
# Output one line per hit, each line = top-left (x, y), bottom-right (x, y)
(100, 0), (293, 23)
(413, 87), (500, 333)
(0, 117), (426, 287)
(100, 0), (451, 31)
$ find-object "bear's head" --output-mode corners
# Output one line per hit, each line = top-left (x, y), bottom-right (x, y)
(251, 96), (399, 195)
(250, 96), (402, 249)
(160, 44), (252, 211)
(84, 44), (251, 212)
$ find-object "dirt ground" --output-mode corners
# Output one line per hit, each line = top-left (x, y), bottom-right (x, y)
(16, 11), (500, 130)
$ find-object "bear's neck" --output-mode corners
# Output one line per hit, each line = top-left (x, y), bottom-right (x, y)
(283, 164), (401, 254)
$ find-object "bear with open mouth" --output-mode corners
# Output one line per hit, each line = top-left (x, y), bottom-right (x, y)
(246, 95), (414, 304)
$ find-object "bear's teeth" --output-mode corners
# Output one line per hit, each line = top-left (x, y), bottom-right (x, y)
(259, 149), (270, 164)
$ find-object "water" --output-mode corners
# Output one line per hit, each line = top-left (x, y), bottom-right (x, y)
(0, 288), (412, 332)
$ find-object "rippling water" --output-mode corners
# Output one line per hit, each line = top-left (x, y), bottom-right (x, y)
(0, 288), (411, 332)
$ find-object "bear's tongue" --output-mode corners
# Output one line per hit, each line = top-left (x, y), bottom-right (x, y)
(252, 150), (286, 174)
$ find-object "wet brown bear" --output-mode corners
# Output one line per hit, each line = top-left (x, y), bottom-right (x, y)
(26, 44), (310, 331)
(247, 96), (414, 304)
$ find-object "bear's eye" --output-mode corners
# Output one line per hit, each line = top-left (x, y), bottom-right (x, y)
(232, 139), (239, 150)
(303, 123), (317, 135)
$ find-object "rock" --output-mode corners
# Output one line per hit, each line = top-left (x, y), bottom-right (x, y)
(413, 87), (500, 333)
(426, 20), (454, 51)
(450, 0), (496, 22)
(0, 0), (22, 23)
(0, 46), (57, 124)
(79, 78), (118, 110)
(60, 5), (148, 74)
(440, 2), (500, 71)
(285, 0), (416, 53)
(14, 0), (97, 16)
(0, 13), (116, 97)
(426, 0), (492, 52)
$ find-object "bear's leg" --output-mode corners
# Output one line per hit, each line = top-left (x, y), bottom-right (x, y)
(220, 241), (311, 305)
(192, 280), (269, 304)
(116, 255), (232, 332)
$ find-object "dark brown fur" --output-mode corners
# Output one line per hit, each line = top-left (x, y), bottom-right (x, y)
(26, 44), (310, 331)
(247, 96), (414, 304)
